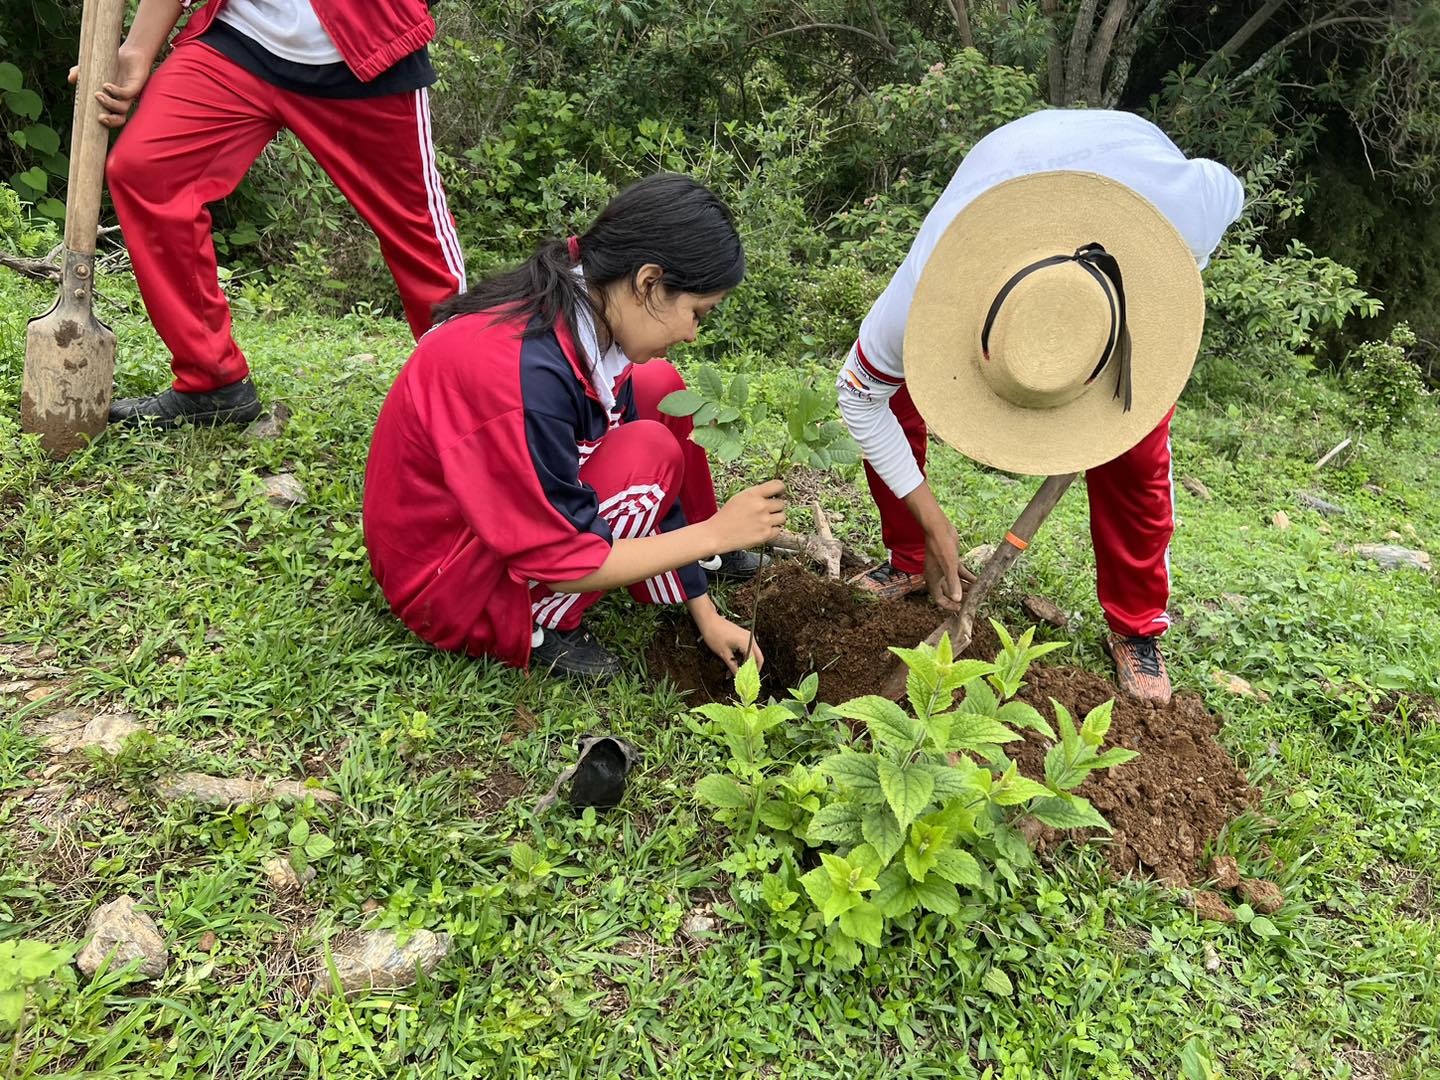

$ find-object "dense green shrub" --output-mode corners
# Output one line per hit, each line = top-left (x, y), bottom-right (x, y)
(1345, 323), (1432, 442)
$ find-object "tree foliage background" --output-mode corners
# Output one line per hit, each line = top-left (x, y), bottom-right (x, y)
(3, 0), (1439, 386)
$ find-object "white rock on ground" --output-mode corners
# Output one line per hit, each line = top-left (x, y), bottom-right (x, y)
(245, 402), (291, 441)
(312, 930), (450, 995)
(157, 772), (341, 808)
(76, 896), (167, 980)
(27, 709), (146, 755)
(262, 473), (307, 507)
(1353, 543), (1431, 572)
(261, 855), (317, 894)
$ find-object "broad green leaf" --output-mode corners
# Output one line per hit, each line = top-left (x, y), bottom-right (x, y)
(996, 700), (1056, 739)
(0, 63), (22, 93)
(945, 712), (1023, 753)
(989, 765), (1051, 807)
(941, 660), (998, 694)
(0, 988), (24, 1025)
(1249, 916), (1280, 938)
(839, 900), (884, 947)
(807, 800), (865, 846)
(1093, 747), (1141, 769)
(5, 88), (42, 120)
(903, 838), (938, 882)
(727, 373), (749, 408)
(832, 696), (921, 752)
(1079, 699), (1115, 746)
(821, 749), (883, 798)
(760, 872), (798, 912)
(304, 832), (336, 859)
(1043, 742), (1089, 791)
(912, 876), (961, 915)
(21, 123), (59, 156)
(288, 818), (310, 846)
(36, 197), (65, 220)
(877, 759), (935, 829)
(826, 436), (862, 465)
(694, 401), (720, 427)
(1028, 794), (1112, 832)
(888, 644), (939, 683)
(734, 656), (760, 705)
(695, 774), (751, 810)
(14, 166), (46, 193)
(696, 365), (725, 399)
(930, 759), (987, 805)
(758, 799), (799, 831)
(981, 967), (1014, 996)
(874, 864), (919, 918)
(957, 680), (998, 716)
(791, 672), (819, 704)
(658, 388), (705, 417)
(931, 847), (982, 886)
(801, 865), (848, 924)
(861, 805), (904, 863)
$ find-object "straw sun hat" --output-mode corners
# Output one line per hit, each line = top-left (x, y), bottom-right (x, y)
(904, 171), (1205, 476)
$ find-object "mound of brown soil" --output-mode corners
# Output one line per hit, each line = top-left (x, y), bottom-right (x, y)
(647, 560), (997, 703)
(1004, 665), (1258, 884)
(648, 560), (1258, 885)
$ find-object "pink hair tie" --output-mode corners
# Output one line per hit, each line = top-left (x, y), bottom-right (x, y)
(567, 235), (581, 264)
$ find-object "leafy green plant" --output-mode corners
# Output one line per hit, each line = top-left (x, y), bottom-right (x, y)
(658, 364), (860, 475)
(1, 60), (66, 221)
(1346, 323), (1432, 443)
(692, 626), (1137, 968)
(1, 937), (73, 1066)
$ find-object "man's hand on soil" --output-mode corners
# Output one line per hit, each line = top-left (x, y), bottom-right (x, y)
(922, 518), (972, 612)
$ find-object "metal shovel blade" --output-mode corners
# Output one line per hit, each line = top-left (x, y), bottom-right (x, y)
(22, 277), (115, 458)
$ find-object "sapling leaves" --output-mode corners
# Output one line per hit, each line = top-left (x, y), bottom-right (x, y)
(877, 759), (935, 829)
(692, 630), (1137, 966)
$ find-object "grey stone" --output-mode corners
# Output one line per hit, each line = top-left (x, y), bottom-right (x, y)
(1180, 476), (1212, 501)
(157, 771), (341, 808)
(28, 709), (145, 755)
(1297, 492), (1345, 517)
(1353, 544), (1432, 572)
(262, 473), (307, 507)
(245, 402), (291, 441)
(262, 855), (316, 894)
(313, 929), (449, 995)
(76, 896), (167, 980)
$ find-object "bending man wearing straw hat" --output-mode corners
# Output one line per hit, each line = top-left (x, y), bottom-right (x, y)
(838, 110), (1244, 705)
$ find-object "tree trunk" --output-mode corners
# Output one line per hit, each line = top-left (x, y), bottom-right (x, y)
(1195, 0), (1291, 79)
(1101, 0), (1175, 105)
(1082, 0), (1130, 102)
(1041, 0), (1067, 103)
(1062, 0), (1102, 104)
(945, 0), (976, 49)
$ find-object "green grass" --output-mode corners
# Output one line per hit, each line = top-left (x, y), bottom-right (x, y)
(2, 269), (1438, 1079)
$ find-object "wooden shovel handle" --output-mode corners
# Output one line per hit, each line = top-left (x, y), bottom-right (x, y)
(880, 472), (1078, 698)
(63, 0), (127, 256)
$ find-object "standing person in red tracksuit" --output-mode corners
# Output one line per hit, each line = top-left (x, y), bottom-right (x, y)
(838, 110), (1245, 705)
(364, 174), (779, 679)
(81, 0), (466, 427)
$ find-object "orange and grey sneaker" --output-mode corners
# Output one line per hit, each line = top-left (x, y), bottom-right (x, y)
(1106, 634), (1172, 706)
(850, 561), (927, 601)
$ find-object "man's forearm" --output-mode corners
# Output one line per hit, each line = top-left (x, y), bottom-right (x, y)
(121, 0), (185, 66)
(902, 481), (950, 537)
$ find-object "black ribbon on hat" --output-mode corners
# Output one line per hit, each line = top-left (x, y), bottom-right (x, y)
(979, 242), (1133, 412)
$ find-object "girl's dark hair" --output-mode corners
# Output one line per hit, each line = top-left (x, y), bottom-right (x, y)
(433, 173), (745, 342)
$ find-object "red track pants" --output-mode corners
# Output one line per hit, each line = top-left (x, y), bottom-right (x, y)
(863, 384), (1175, 638)
(107, 41), (466, 393)
(528, 361), (720, 632)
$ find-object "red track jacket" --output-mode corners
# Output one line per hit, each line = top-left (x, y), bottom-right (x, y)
(363, 312), (704, 668)
(176, 0), (435, 82)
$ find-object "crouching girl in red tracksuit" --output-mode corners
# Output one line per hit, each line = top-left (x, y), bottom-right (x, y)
(363, 174), (784, 678)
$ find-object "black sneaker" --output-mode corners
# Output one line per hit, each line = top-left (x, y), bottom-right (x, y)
(530, 623), (622, 679)
(109, 377), (264, 428)
(700, 549), (769, 582)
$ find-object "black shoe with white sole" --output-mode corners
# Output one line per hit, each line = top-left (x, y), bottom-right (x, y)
(109, 377), (264, 429)
(700, 549), (769, 582)
(530, 623), (622, 679)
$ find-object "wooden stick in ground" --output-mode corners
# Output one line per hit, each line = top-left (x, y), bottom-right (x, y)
(20, 0), (126, 457)
(808, 501), (843, 578)
(879, 472), (1079, 700)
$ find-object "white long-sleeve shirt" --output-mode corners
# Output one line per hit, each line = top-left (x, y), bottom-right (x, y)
(838, 109), (1246, 498)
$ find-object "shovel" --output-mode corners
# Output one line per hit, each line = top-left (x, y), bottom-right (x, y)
(20, 0), (127, 458)
(879, 472), (1077, 700)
